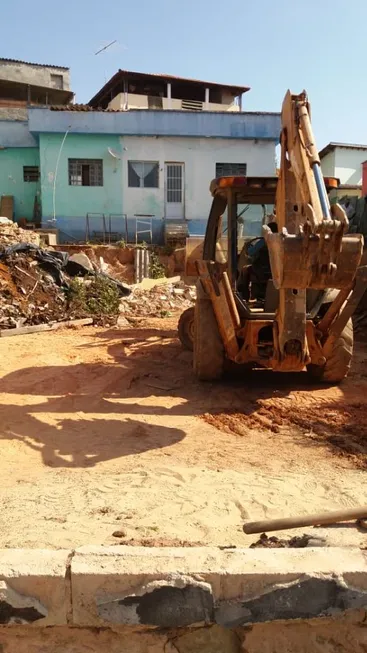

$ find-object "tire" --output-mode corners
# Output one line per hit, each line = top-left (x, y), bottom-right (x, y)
(307, 319), (353, 384)
(193, 281), (224, 381)
(178, 307), (194, 351)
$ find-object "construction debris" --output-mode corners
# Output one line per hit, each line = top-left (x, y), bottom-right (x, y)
(0, 218), (40, 248)
(0, 229), (195, 330)
(250, 533), (326, 548)
(0, 243), (130, 329)
(119, 280), (196, 319)
(0, 254), (68, 328)
(0, 318), (93, 338)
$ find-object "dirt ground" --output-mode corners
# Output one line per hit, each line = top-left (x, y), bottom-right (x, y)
(0, 317), (366, 549)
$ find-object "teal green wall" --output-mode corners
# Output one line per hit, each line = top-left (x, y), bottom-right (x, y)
(0, 148), (40, 220)
(39, 133), (123, 220)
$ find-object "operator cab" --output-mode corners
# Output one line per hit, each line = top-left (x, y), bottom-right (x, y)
(204, 175), (339, 318)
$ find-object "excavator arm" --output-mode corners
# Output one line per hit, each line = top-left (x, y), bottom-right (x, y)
(264, 90), (364, 371)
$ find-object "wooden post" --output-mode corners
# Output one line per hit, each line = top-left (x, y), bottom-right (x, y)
(243, 506), (367, 534)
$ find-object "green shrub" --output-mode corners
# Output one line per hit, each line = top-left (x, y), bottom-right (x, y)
(149, 252), (166, 279)
(67, 276), (120, 317)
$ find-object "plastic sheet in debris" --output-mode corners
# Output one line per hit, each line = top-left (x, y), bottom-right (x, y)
(0, 243), (131, 295)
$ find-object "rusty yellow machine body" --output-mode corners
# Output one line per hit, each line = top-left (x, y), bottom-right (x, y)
(178, 90), (367, 382)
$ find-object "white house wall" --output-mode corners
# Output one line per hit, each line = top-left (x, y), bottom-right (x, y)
(320, 151), (335, 178)
(120, 136), (276, 220)
(334, 148), (367, 185)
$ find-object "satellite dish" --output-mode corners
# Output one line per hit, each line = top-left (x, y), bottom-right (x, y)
(108, 147), (121, 159)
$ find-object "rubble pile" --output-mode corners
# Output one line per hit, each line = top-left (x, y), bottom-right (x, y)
(0, 219), (40, 249)
(0, 244), (131, 330)
(120, 280), (196, 319)
(0, 222), (195, 329)
(0, 254), (67, 328)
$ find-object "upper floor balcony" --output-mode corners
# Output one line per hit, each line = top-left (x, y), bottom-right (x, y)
(108, 92), (240, 112)
(89, 69), (249, 113)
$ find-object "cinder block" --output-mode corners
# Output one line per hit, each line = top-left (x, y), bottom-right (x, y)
(71, 546), (219, 626)
(71, 546), (367, 627)
(0, 549), (71, 625)
(216, 576), (367, 626)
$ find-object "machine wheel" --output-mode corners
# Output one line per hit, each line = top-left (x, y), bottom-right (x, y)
(307, 319), (353, 384)
(193, 281), (224, 381)
(178, 307), (194, 351)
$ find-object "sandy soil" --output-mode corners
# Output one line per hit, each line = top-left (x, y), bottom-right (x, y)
(0, 318), (366, 549)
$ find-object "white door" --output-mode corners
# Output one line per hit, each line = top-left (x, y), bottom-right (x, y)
(165, 163), (184, 219)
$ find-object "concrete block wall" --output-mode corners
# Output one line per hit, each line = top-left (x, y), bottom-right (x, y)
(0, 546), (367, 652)
(0, 60), (70, 91)
(0, 147), (40, 219)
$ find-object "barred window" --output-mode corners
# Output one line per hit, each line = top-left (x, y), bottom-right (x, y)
(68, 159), (103, 186)
(215, 162), (247, 177)
(23, 166), (40, 182)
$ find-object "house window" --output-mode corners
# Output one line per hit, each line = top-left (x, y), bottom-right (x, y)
(23, 166), (40, 182)
(51, 74), (64, 90)
(128, 161), (159, 188)
(68, 159), (103, 186)
(216, 162), (247, 177)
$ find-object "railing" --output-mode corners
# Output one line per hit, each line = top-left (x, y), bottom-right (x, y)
(181, 99), (203, 111)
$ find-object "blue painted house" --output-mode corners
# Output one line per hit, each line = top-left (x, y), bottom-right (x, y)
(1, 69), (281, 243)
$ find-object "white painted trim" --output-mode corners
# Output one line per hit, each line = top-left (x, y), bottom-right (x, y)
(205, 87), (210, 110)
(167, 82), (172, 110)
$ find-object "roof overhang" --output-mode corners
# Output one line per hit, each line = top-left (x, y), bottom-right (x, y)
(319, 142), (367, 159)
(89, 69), (250, 108)
(0, 57), (68, 70)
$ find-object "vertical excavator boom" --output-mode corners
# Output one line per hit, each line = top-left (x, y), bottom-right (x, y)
(264, 90), (364, 371)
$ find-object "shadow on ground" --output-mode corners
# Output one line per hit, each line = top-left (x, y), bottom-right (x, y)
(0, 324), (366, 468)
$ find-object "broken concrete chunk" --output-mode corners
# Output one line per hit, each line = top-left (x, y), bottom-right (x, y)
(99, 256), (108, 272)
(116, 315), (130, 328)
(0, 580), (48, 624)
(119, 280), (195, 319)
(97, 577), (214, 627)
(69, 252), (94, 272)
(215, 576), (367, 627)
(0, 221), (40, 247)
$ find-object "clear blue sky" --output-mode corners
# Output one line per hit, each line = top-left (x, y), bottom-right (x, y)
(2, 0), (366, 148)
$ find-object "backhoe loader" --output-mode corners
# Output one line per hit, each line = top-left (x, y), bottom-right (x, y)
(178, 90), (367, 383)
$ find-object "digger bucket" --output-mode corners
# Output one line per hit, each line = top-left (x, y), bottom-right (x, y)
(265, 228), (364, 290)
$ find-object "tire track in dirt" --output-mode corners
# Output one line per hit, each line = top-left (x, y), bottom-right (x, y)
(202, 396), (367, 467)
